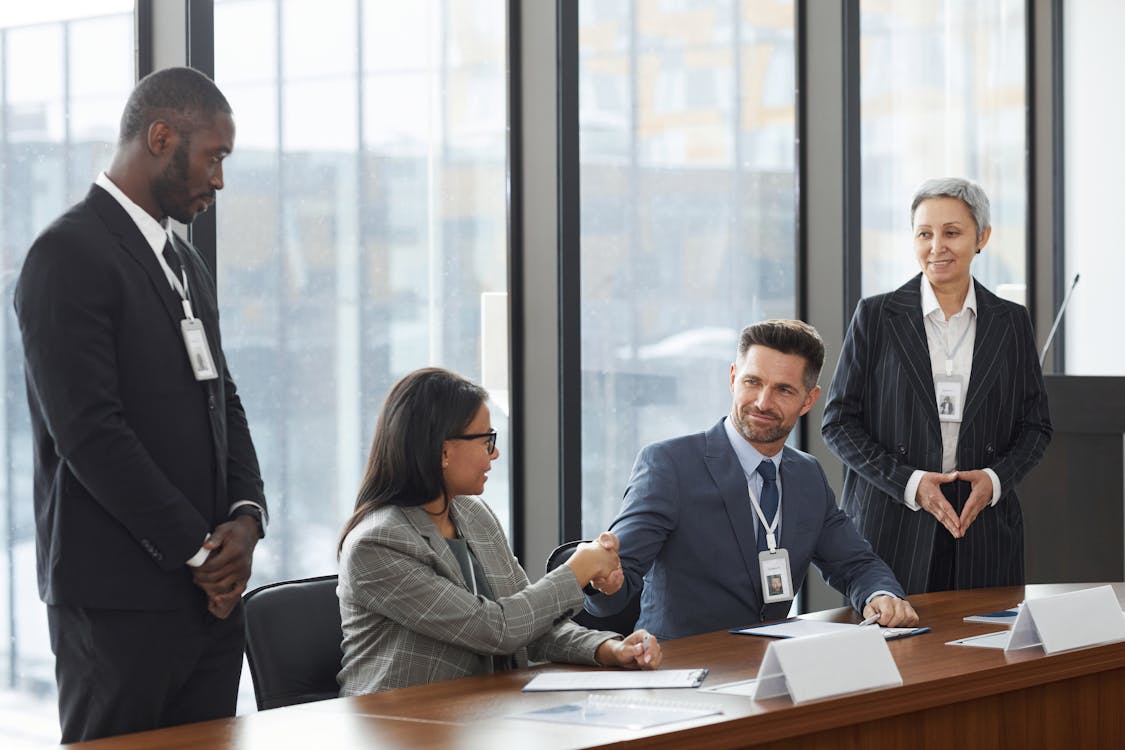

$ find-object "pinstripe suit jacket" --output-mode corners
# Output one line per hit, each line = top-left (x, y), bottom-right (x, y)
(337, 496), (615, 695)
(822, 274), (1052, 594)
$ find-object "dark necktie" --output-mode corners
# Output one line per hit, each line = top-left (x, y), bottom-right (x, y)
(162, 238), (183, 280)
(756, 459), (779, 552)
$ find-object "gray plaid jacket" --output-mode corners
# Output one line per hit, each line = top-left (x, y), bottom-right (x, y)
(337, 496), (614, 695)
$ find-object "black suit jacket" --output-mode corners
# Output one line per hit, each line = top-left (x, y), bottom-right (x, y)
(14, 184), (265, 610)
(822, 274), (1052, 594)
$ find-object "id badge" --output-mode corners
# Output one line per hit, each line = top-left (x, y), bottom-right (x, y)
(180, 318), (218, 381)
(935, 375), (963, 422)
(759, 547), (794, 603)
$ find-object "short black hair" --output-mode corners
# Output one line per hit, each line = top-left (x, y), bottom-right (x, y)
(119, 66), (232, 144)
(736, 319), (825, 391)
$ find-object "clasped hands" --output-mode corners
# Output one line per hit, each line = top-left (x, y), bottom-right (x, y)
(191, 515), (260, 619)
(563, 531), (625, 595)
(915, 469), (993, 539)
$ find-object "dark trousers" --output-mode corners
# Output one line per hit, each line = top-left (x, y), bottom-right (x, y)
(47, 601), (246, 744)
(926, 480), (966, 592)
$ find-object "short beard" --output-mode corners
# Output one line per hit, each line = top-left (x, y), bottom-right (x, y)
(730, 409), (789, 446)
(151, 136), (193, 224)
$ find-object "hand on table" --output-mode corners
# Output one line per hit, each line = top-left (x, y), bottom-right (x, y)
(596, 629), (662, 670)
(862, 595), (919, 627)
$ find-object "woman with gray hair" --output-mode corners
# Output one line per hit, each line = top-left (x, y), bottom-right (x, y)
(821, 178), (1052, 594)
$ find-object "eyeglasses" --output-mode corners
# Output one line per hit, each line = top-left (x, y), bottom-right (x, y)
(449, 429), (497, 453)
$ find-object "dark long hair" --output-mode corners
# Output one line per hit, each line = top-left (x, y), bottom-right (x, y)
(338, 367), (488, 554)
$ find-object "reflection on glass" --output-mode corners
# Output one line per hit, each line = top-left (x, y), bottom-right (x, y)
(0, 5), (134, 745)
(579, 0), (797, 534)
(859, 0), (1026, 299)
(213, 0), (510, 590)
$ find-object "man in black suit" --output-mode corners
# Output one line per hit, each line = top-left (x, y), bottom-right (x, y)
(14, 67), (268, 743)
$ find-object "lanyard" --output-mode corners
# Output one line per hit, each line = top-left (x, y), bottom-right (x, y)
(155, 237), (196, 320)
(927, 313), (972, 377)
(746, 478), (780, 552)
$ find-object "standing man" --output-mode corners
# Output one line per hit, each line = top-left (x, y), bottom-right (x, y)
(586, 320), (917, 640)
(14, 67), (267, 742)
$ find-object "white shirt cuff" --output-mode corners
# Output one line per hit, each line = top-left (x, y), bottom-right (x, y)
(904, 470), (924, 511)
(185, 533), (212, 567)
(983, 468), (1002, 506)
(229, 499), (269, 530)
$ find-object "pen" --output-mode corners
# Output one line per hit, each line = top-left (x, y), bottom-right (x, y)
(858, 614), (881, 627)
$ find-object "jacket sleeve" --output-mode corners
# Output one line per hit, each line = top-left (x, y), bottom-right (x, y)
(822, 297), (918, 502)
(14, 230), (210, 569)
(989, 306), (1053, 489)
(584, 441), (679, 617)
(340, 516), (590, 657)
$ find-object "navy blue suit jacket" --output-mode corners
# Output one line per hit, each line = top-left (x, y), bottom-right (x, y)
(585, 419), (905, 640)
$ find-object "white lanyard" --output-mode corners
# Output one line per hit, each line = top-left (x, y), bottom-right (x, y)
(746, 477), (780, 552)
(155, 238), (196, 320)
(927, 314), (972, 377)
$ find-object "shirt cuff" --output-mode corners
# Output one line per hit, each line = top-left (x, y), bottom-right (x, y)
(185, 533), (212, 568)
(983, 468), (1002, 506)
(865, 590), (898, 607)
(229, 499), (269, 530)
(904, 470), (924, 510)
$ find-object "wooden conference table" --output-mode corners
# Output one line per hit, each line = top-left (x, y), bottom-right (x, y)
(65, 582), (1125, 749)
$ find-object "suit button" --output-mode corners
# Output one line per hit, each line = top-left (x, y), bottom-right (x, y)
(208, 394), (216, 411)
(897, 444), (906, 455)
(985, 443), (994, 454)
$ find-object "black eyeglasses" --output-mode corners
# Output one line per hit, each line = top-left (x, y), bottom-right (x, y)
(449, 429), (497, 453)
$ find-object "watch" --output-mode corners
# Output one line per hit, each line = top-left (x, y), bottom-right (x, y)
(231, 505), (266, 539)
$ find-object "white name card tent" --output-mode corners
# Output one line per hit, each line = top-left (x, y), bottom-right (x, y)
(752, 626), (902, 704)
(1006, 585), (1125, 654)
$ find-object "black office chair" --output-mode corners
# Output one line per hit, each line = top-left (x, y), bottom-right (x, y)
(545, 540), (642, 636)
(243, 574), (343, 710)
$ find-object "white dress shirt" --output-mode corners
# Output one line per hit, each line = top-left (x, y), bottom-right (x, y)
(904, 277), (1001, 510)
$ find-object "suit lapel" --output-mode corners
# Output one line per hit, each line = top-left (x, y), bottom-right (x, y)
(777, 448), (814, 550)
(702, 420), (764, 605)
(86, 185), (185, 330)
(402, 505), (468, 587)
(961, 281), (1009, 427)
(884, 276), (941, 439)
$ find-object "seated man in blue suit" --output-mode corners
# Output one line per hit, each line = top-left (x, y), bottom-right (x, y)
(586, 320), (918, 640)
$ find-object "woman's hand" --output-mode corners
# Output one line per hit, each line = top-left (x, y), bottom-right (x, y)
(915, 471), (961, 537)
(564, 532), (621, 588)
(955, 469), (994, 535)
(596, 629), (661, 669)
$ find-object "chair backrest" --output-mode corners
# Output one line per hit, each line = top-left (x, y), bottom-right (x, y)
(243, 574), (343, 710)
(545, 541), (642, 636)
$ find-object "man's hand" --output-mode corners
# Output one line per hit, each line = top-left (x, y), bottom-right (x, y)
(862, 595), (919, 627)
(565, 532), (622, 588)
(192, 516), (259, 618)
(955, 469), (994, 536)
(915, 471), (961, 537)
(588, 531), (624, 595)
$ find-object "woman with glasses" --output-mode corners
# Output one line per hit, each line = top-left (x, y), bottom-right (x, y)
(337, 367), (661, 695)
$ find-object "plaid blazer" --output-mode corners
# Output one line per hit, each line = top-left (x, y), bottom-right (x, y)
(337, 496), (614, 695)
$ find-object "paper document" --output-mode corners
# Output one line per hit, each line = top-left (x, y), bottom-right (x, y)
(963, 609), (1020, 626)
(701, 678), (758, 696)
(946, 631), (1011, 649)
(522, 668), (709, 692)
(734, 618), (930, 641)
(510, 694), (721, 729)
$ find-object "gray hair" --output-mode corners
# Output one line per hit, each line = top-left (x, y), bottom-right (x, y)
(910, 177), (991, 241)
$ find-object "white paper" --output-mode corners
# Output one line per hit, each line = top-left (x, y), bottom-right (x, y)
(946, 631), (1012, 649)
(510, 695), (721, 729)
(752, 627), (902, 703)
(1006, 585), (1125, 654)
(735, 619), (858, 639)
(522, 669), (708, 692)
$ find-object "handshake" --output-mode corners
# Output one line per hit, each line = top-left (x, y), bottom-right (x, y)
(563, 532), (625, 596)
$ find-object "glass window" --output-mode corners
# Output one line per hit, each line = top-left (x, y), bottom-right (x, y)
(0, 4), (134, 745)
(578, 0), (797, 534)
(859, 0), (1027, 300)
(213, 0), (511, 592)
(1062, 0), (1124, 374)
